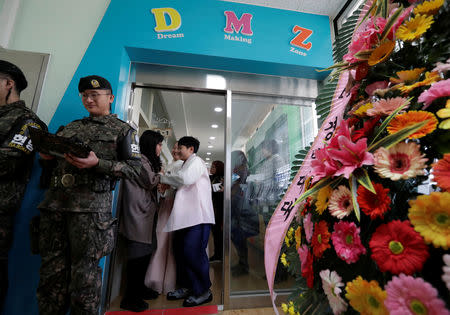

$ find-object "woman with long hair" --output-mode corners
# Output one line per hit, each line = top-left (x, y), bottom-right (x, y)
(119, 130), (163, 312)
(145, 141), (182, 294)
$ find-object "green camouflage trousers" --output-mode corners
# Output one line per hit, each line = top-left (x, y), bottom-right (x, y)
(37, 210), (117, 315)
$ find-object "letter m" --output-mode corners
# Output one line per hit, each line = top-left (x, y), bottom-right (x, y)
(290, 25), (313, 51)
(224, 11), (253, 36)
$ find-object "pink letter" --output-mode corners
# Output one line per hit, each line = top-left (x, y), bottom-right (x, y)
(224, 11), (253, 36)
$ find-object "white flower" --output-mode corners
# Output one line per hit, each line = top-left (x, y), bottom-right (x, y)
(319, 269), (348, 315)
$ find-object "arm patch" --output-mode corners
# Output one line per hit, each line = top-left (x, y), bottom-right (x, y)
(4, 118), (43, 154)
(118, 129), (141, 161)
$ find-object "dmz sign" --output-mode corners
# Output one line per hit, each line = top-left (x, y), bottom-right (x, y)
(149, 5), (321, 57)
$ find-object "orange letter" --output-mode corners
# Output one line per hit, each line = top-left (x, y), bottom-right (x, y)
(290, 26), (313, 51)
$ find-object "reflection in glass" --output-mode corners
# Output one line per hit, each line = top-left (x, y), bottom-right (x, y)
(230, 96), (315, 294)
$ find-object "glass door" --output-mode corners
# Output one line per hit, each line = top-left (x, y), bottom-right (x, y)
(226, 93), (316, 308)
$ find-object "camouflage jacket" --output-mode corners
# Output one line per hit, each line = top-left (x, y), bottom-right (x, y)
(38, 114), (142, 213)
(0, 101), (47, 213)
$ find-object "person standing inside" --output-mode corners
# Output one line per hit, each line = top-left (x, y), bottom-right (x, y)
(145, 141), (182, 295)
(161, 136), (215, 307)
(37, 75), (141, 315)
(0, 60), (47, 311)
(209, 160), (224, 262)
(119, 130), (163, 312)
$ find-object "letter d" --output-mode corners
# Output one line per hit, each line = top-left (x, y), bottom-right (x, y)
(151, 8), (182, 32)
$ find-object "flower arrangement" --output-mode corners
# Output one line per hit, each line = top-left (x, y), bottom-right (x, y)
(279, 0), (450, 314)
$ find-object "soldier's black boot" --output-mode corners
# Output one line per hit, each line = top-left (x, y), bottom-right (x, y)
(120, 258), (148, 312)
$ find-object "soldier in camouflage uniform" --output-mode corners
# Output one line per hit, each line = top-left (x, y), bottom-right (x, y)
(0, 60), (47, 311)
(37, 75), (141, 315)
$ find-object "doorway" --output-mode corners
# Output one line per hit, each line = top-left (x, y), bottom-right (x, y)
(106, 86), (227, 312)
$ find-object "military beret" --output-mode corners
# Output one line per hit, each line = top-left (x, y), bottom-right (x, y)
(0, 60), (28, 92)
(78, 75), (112, 93)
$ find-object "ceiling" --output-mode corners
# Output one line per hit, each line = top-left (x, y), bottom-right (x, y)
(223, 0), (349, 18)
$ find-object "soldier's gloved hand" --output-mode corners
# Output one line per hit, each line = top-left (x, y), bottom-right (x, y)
(65, 151), (99, 169)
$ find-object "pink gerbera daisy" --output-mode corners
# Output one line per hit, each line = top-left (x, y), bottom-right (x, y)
(328, 186), (353, 219)
(303, 213), (314, 243)
(320, 269), (348, 315)
(331, 221), (366, 264)
(367, 97), (410, 116)
(443, 254), (450, 291)
(418, 78), (450, 108)
(373, 142), (428, 181)
(384, 274), (450, 315)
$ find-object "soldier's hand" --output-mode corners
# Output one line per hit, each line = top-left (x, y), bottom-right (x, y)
(65, 151), (99, 169)
(39, 153), (55, 160)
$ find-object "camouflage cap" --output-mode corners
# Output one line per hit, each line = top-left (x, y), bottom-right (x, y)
(78, 75), (112, 93)
(0, 60), (28, 92)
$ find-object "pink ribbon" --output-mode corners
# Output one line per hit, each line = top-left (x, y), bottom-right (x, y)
(264, 70), (352, 313)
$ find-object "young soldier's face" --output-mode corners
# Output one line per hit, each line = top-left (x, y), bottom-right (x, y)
(81, 89), (114, 116)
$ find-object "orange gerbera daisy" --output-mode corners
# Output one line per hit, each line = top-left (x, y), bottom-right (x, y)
(387, 110), (438, 139)
(390, 68), (426, 84)
(397, 71), (442, 94)
(432, 154), (450, 191)
(414, 0), (445, 16)
(345, 276), (388, 315)
(368, 41), (396, 66)
(311, 221), (331, 258)
(357, 182), (391, 219)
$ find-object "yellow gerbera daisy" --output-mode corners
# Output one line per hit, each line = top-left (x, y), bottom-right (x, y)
(345, 276), (388, 315)
(387, 110), (438, 139)
(396, 14), (434, 42)
(436, 99), (450, 129)
(414, 0), (444, 16)
(315, 185), (333, 214)
(285, 227), (294, 247)
(390, 68), (426, 84)
(368, 41), (396, 66)
(281, 303), (289, 313)
(294, 226), (302, 250)
(408, 192), (450, 250)
(397, 71), (442, 94)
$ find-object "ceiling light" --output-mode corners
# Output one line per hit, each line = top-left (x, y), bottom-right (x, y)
(214, 107), (223, 112)
(208, 145), (213, 148)
(207, 152), (212, 155)
(209, 136), (216, 140)
(206, 158), (210, 161)
(211, 124), (218, 128)
(206, 74), (226, 90)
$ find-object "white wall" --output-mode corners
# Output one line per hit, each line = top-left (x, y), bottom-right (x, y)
(5, 0), (110, 123)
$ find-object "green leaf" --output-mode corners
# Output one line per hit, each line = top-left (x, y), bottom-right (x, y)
(293, 176), (342, 207)
(354, 49), (375, 60)
(380, 5), (404, 41)
(381, 0), (388, 18)
(316, 61), (349, 72)
(349, 175), (361, 222)
(356, 0), (378, 30)
(369, 97), (413, 146)
(368, 120), (428, 152)
(354, 168), (376, 193)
